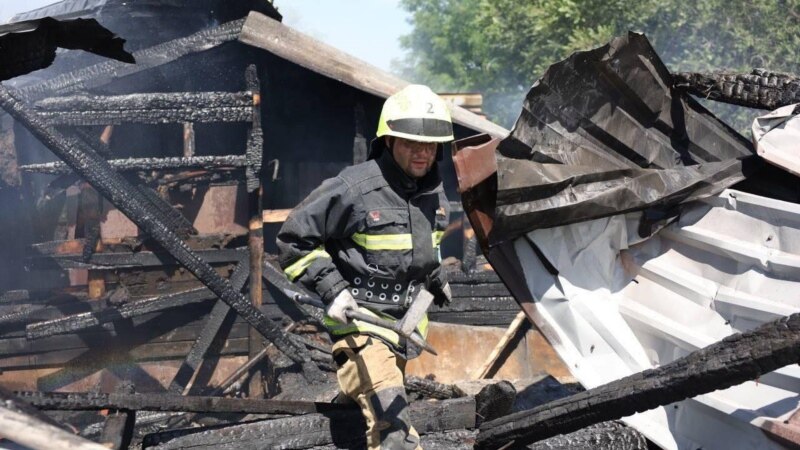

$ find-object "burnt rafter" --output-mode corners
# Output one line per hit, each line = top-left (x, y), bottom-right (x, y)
(167, 261), (248, 394)
(475, 313), (800, 449)
(18, 18), (245, 101)
(25, 261), (248, 340)
(20, 155), (247, 174)
(15, 391), (351, 415)
(33, 91), (255, 126)
(0, 86), (322, 381)
(27, 246), (245, 270)
(142, 397), (475, 449)
(674, 69), (800, 110)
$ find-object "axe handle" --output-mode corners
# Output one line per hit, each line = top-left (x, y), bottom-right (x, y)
(284, 288), (438, 355)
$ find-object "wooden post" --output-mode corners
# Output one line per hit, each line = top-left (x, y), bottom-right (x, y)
(245, 64), (266, 398)
(86, 126), (114, 300)
(473, 311), (528, 379)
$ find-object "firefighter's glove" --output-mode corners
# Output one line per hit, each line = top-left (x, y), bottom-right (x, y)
(327, 289), (358, 324)
(432, 282), (452, 308)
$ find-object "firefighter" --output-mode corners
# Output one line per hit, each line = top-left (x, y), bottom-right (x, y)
(277, 84), (453, 449)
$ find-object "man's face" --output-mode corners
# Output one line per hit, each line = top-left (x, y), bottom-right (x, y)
(387, 136), (437, 179)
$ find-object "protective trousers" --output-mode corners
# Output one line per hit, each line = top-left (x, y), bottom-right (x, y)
(333, 335), (422, 450)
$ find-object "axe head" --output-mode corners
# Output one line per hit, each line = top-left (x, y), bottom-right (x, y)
(396, 287), (434, 337)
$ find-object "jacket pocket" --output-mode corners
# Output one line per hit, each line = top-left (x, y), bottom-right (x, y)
(354, 208), (411, 268)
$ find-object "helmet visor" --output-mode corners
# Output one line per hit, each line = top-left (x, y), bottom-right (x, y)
(386, 118), (453, 139)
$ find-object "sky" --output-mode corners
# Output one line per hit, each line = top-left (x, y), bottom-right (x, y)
(0, 0), (411, 73)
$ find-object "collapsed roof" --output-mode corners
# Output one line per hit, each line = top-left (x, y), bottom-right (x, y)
(454, 32), (800, 449)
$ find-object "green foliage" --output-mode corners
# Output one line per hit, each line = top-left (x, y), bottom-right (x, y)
(396, 0), (800, 130)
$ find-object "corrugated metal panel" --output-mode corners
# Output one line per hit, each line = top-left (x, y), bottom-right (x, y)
(512, 189), (800, 449)
(10, 0), (108, 22)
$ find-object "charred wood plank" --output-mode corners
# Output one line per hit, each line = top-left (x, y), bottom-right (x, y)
(474, 381), (516, 427)
(168, 301), (237, 394)
(405, 375), (466, 400)
(674, 69), (800, 110)
(19, 19), (246, 101)
(0, 386), (66, 430)
(0, 289), (30, 303)
(475, 313), (800, 449)
(20, 155), (248, 174)
(134, 185), (196, 238)
(99, 410), (136, 450)
(16, 391), (351, 415)
(0, 338), (249, 371)
(27, 246), (245, 270)
(142, 397), (475, 450)
(167, 261), (249, 394)
(445, 268), (502, 285)
(245, 64), (266, 397)
(527, 421), (648, 450)
(450, 283), (510, 298)
(34, 92), (254, 125)
(2, 318), (251, 359)
(0, 400), (108, 450)
(98, 383), (136, 450)
(26, 286), (220, 340)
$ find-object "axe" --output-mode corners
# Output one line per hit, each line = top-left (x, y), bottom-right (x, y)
(282, 287), (438, 356)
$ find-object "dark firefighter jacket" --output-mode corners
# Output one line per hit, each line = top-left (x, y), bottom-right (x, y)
(277, 150), (450, 354)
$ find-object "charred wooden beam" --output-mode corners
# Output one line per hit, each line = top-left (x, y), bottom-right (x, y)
(450, 283), (511, 298)
(674, 69), (800, 110)
(21, 155), (249, 174)
(0, 399), (108, 450)
(99, 410), (136, 450)
(167, 261), (248, 394)
(1, 337), (249, 372)
(405, 375), (466, 400)
(245, 64), (266, 397)
(475, 313), (800, 449)
(26, 263), (247, 340)
(1, 315), (252, 358)
(19, 19), (245, 101)
(0, 289), (30, 303)
(98, 383), (136, 450)
(16, 391), (351, 415)
(527, 421), (648, 450)
(142, 397), (475, 450)
(134, 184), (196, 238)
(27, 246), (245, 270)
(213, 323), (297, 396)
(34, 92), (254, 126)
(474, 381), (516, 427)
(0, 386), (66, 430)
(168, 301), (236, 395)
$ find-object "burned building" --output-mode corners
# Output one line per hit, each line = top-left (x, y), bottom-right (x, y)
(0, 3), (569, 448)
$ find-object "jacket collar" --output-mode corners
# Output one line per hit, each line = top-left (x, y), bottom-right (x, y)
(377, 150), (442, 198)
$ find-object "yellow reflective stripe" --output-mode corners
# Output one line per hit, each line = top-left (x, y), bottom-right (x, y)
(323, 307), (429, 342)
(352, 233), (413, 250)
(351, 231), (446, 251)
(417, 312), (429, 338)
(283, 247), (331, 281)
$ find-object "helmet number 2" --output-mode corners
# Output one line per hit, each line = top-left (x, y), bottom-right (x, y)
(426, 102), (434, 114)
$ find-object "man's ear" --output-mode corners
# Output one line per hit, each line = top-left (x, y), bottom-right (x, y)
(384, 136), (393, 151)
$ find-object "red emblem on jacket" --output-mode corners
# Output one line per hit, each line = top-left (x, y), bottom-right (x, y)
(369, 210), (381, 222)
